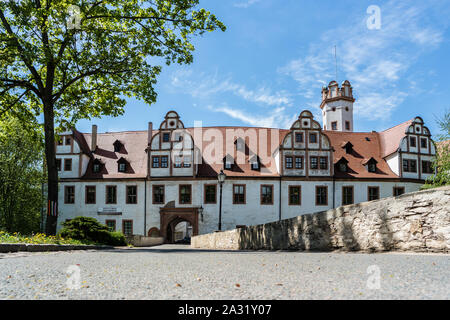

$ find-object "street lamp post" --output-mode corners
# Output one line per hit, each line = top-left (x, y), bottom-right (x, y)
(217, 169), (226, 231)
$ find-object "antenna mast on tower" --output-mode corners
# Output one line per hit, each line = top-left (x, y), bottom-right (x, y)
(334, 45), (338, 83)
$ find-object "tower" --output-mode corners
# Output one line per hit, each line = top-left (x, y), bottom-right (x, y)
(320, 80), (355, 132)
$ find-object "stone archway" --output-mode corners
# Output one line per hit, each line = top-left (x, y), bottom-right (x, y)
(160, 207), (199, 243)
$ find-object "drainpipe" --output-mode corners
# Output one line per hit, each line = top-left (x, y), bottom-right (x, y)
(332, 176), (336, 209)
(144, 179), (147, 236)
(279, 176), (282, 221)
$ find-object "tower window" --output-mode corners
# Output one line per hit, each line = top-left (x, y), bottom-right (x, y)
(331, 122), (337, 130)
(345, 121), (350, 131)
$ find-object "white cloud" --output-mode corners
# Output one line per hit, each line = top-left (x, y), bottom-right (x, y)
(208, 105), (297, 129)
(170, 70), (292, 107)
(279, 0), (446, 121)
(234, 0), (261, 9)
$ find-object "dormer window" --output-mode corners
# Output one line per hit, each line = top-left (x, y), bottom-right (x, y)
(223, 155), (234, 170)
(92, 159), (103, 173)
(336, 157), (349, 173)
(234, 138), (245, 152)
(250, 156), (260, 170)
(341, 141), (353, 154)
(117, 157), (128, 173)
(113, 140), (123, 153)
(363, 157), (378, 173)
(295, 132), (303, 143)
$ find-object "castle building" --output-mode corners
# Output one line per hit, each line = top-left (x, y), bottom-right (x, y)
(55, 81), (436, 242)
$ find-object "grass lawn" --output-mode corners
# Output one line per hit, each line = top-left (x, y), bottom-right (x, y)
(0, 230), (95, 245)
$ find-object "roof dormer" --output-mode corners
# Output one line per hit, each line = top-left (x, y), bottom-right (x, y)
(113, 140), (123, 153)
(336, 156), (349, 172)
(341, 141), (353, 154)
(362, 157), (378, 173)
(117, 157), (129, 173)
(223, 154), (234, 170)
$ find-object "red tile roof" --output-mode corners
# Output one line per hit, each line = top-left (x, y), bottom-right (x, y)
(72, 124), (413, 180)
(324, 131), (398, 178)
(378, 119), (413, 158)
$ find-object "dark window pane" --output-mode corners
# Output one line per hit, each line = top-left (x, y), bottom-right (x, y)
(86, 186), (96, 204)
(205, 185), (216, 204)
(127, 186), (137, 204)
(342, 186), (353, 205)
(285, 156), (293, 168)
(261, 186), (273, 204)
(319, 157), (327, 169)
(180, 185), (191, 204)
(310, 157), (318, 169)
(106, 186), (117, 204)
(289, 186), (301, 205)
(316, 187), (327, 205)
(153, 186), (164, 204)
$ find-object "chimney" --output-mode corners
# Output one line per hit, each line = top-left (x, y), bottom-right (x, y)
(91, 125), (97, 151)
(148, 122), (153, 146)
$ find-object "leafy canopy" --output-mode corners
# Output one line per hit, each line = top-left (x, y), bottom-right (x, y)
(423, 109), (450, 189)
(0, 0), (225, 126)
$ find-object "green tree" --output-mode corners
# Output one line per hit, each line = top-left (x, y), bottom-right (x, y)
(0, 116), (44, 234)
(0, 0), (225, 234)
(423, 109), (450, 188)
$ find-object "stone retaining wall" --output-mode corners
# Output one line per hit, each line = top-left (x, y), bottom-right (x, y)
(191, 186), (450, 253)
(0, 243), (113, 253)
(125, 235), (164, 247)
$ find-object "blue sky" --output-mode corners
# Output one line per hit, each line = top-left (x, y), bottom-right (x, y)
(75, 0), (450, 137)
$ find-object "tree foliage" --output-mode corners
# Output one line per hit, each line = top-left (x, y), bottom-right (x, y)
(423, 109), (450, 189)
(0, 115), (44, 234)
(0, 0), (225, 234)
(59, 216), (127, 246)
(0, 0), (225, 124)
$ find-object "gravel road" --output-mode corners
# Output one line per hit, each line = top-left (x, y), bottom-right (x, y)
(1, 245), (449, 299)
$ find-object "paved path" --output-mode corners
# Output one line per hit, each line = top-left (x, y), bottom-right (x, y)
(1, 245), (449, 299)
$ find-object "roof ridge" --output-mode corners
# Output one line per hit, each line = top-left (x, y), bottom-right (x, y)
(381, 119), (413, 133)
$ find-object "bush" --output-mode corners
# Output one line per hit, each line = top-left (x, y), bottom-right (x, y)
(58, 217), (127, 246)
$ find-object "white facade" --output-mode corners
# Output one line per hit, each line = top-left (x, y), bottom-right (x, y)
(54, 84), (436, 241)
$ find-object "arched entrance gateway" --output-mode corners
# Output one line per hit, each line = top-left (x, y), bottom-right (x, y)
(160, 207), (199, 243)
